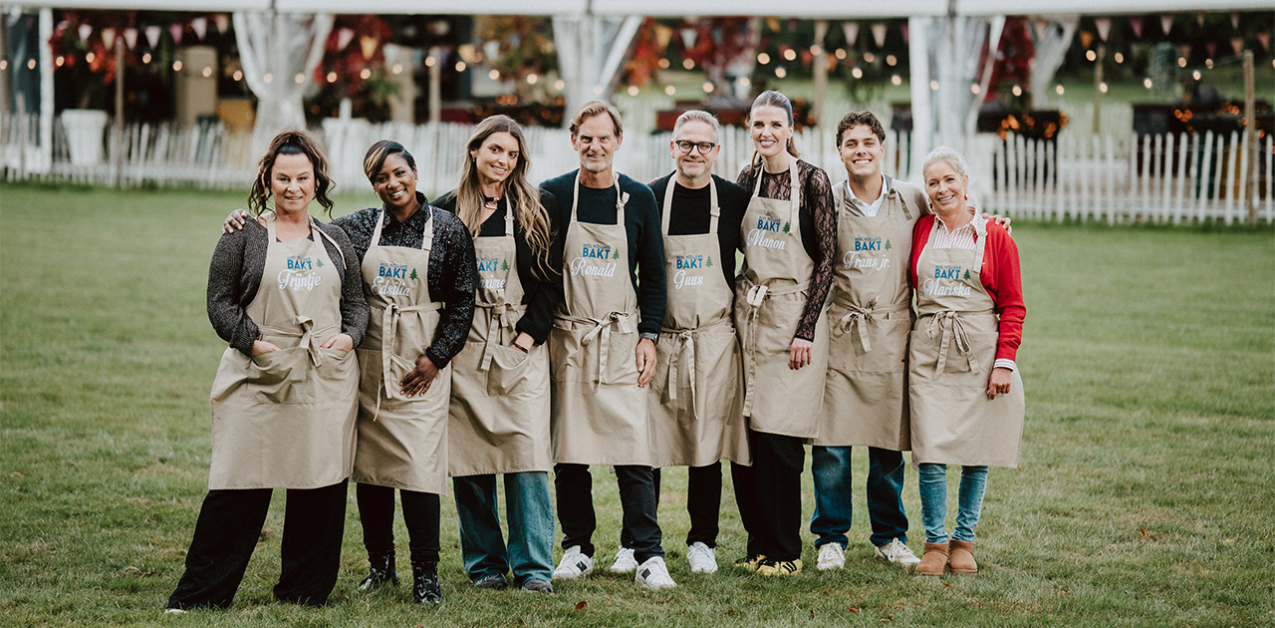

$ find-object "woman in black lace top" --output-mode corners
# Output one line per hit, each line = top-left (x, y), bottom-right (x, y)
(730, 91), (836, 577)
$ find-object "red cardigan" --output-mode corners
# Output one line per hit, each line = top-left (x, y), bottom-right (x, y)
(909, 214), (1025, 363)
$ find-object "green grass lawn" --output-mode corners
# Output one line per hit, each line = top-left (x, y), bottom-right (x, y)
(1, 184), (1272, 627)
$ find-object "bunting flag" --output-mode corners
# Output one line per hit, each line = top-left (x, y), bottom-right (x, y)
(1160, 14), (1173, 36)
(1231, 12), (1239, 30)
(1230, 37), (1243, 55)
(1128, 16), (1143, 39)
(766, 17), (780, 33)
(1179, 44), (1191, 59)
(682, 27), (697, 50)
(145, 25), (161, 49)
(1258, 32), (1270, 52)
(871, 23), (887, 48)
(359, 35), (377, 61)
(191, 17), (207, 41)
(843, 22), (859, 46)
(1094, 18), (1110, 42)
(101, 27), (115, 48)
(77, 23), (92, 42)
(123, 28), (137, 50)
(169, 23), (183, 46)
(655, 24), (673, 51)
(901, 22), (909, 44)
(1033, 19), (1048, 41)
(1079, 30), (1093, 49)
(1205, 41), (1217, 58)
(336, 27), (354, 51)
(1196, 11), (1205, 27)
(214, 14), (229, 34)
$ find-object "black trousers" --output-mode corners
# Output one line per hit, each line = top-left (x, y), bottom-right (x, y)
(730, 429), (805, 562)
(166, 480), (347, 610)
(554, 463), (664, 564)
(356, 483), (441, 564)
(622, 463), (723, 548)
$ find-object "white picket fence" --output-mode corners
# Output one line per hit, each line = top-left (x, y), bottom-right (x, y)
(3, 111), (1269, 224)
(974, 130), (1274, 224)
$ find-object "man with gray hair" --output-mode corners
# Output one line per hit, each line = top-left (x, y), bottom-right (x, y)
(609, 110), (753, 575)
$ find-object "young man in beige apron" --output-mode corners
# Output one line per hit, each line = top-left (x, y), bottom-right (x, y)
(613, 111), (751, 575)
(810, 112), (927, 571)
(170, 206), (366, 610)
(908, 148), (1025, 576)
(538, 102), (675, 590)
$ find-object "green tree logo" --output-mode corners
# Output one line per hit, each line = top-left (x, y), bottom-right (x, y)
(501, 259), (509, 271)
(884, 239), (892, 251)
(613, 249), (621, 260)
(962, 269), (971, 280)
(410, 268), (418, 280)
(315, 258), (324, 268)
(706, 256), (713, 267)
(782, 221), (790, 234)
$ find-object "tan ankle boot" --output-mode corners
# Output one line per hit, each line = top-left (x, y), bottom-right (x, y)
(916, 542), (949, 576)
(948, 539), (978, 574)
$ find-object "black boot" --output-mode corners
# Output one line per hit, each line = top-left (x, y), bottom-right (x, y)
(358, 551), (399, 591)
(411, 560), (442, 605)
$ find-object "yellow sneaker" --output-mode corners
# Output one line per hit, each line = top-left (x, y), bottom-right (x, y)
(731, 553), (766, 571)
(757, 558), (802, 576)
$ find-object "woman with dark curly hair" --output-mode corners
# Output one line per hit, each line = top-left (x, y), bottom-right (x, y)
(167, 130), (368, 612)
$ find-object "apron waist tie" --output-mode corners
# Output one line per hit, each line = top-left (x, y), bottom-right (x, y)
(923, 311), (978, 376)
(564, 311), (633, 389)
(258, 316), (329, 367)
(739, 279), (809, 416)
(376, 301), (444, 419)
(477, 299), (524, 373)
(831, 298), (910, 354)
(662, 317), (733, 420)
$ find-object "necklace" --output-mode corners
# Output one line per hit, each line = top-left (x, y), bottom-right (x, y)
(483, 195), (501, 210)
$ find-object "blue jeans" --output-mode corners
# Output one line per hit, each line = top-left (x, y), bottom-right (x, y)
(811, 446), (910, 548)
(453, 471), (555, 586)
(917, 464), (988, 544)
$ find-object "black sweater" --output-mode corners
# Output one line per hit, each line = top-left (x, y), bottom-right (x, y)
(538, 171), (666, 336)
(432, 189), (565, 345)
(647, 173), (749, 287)
(207, 218), (368, 356)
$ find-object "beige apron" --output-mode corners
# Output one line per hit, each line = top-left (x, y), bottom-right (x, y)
(549, 174), (652, 466)
(734, 160), (830, 438)
(908, 214), (1025, 468)
(208, 215), (359, 490)
(448, 205), (553, 476)
(815, 180), (915, 449)
(649, 179), (750, 467)
(351, 208), (451, 493)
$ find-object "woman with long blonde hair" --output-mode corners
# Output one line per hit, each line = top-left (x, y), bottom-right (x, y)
(434, 114), (564, 594)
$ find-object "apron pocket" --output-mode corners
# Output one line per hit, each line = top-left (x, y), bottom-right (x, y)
(603, 330), (640, 386)
(249, 347), (306, 404)
(382, 352), (442, 402)
(756, 297), (806, 357)
(486, 344), (533, 396)
(829, 314), (910, 373)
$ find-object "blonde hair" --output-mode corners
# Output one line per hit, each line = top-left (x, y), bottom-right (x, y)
(922, 146), (969, 179)
(569, 100), (624, 138)
(456, 115), (555, 278)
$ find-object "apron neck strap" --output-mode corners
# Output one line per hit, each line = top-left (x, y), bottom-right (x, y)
(504, 197), (515, 237)
(573, 171), (627, 225)
(661, 176), (721, 237)
(753, 159), (800, 228)
(373, 205), (433, 252)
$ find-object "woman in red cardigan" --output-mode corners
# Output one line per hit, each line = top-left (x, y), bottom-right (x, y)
(907, 147), (1025, 577)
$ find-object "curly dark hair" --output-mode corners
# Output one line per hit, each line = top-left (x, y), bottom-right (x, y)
(247, 129), (335, 216)
(835, 111), (887, 147)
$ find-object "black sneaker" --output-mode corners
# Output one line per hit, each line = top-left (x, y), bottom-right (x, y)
(473, 573), (508, 590)
(520, 578), (554, 594)
(412, 560), (442, 605)
(732, 553), (766, 571)
(358, 552), (399, 591)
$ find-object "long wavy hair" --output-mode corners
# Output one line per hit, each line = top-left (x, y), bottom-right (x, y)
(455, 115), (554, 277)
(247, 129), (334, 216)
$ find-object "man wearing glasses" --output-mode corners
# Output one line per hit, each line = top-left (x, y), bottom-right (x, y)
(607, 110), (752, 576)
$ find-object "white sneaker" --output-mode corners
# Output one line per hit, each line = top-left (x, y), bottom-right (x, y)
(609, 546), (638, 573)
(634, 556), (677, 590)
(875, 538), (921, 570)
(686, 541), (718, 573)
(552, 545), (594, 580)
(816, 543), (846, 571)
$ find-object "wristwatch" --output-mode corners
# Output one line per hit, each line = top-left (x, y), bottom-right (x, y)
(640, 332), (659, 342)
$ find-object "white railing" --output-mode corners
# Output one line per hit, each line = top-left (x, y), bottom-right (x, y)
(977, 130), (1273, 225)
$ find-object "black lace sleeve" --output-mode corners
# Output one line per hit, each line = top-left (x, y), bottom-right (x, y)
(795, 161), (835, 342)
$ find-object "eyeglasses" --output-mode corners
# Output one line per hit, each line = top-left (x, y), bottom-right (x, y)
(674, 140), (717, 154)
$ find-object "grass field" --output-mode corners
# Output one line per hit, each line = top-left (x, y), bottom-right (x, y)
(1, 184), (1272, 627)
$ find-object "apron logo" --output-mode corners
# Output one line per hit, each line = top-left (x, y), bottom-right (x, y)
(673, 255), (705, 289)
(675, 254), (703, 269)
(371, 262), (414, 297)
(581, 243), (612, 259)
(854, 237), (882, 251)
(747, 217), (788, 250)
(286, 255), (313, 270)
(921, 265), (972, 298)
(477, 256), (509, 272)
(278, 258), (322, 291)
(570, 243), (618, 278)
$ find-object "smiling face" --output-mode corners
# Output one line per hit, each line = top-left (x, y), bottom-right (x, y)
(924, 159), (969, 215)
(749, 106), (793, 159)
(572, 112), (622, 174)
(671, 119), (719, 181)
(270, 152), (316, 215)
(471, 131), (520, 189)
(372, 153), (418, 211)
(839, 124), (885, 182)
